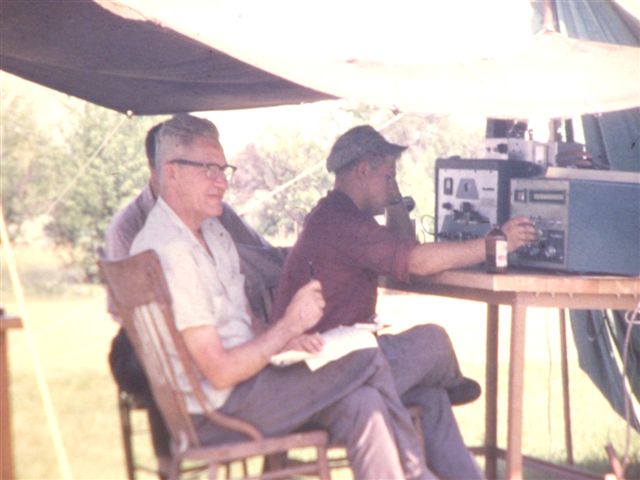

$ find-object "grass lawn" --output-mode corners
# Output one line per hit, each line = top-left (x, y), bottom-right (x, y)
(2, 245), (638, 479)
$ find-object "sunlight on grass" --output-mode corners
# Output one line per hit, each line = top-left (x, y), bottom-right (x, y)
(2, 245), (638, 479)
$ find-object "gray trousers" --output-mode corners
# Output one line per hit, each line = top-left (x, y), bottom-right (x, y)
(193, 348), (435, 479)
(194, 324), (483, 480)
(378, 324), (484, 480)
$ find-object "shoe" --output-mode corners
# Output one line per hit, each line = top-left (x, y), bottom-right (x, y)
(447, 377), (481, 406)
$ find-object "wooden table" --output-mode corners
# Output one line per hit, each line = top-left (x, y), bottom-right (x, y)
(383, 268), (640, 480)
(1, 312), (22, 480)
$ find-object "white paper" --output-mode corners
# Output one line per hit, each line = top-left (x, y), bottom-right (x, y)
(270, 325), (378, 371)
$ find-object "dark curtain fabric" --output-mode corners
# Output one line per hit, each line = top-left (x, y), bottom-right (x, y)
(0, 1), (333, 115)
(552, 0), (640, 430)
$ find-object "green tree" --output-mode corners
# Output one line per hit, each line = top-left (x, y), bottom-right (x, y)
(0, 94), (61, 240)
(228, 131), (333, 241)
(226, 102), (483, 244)
(44, 102), (164, 281)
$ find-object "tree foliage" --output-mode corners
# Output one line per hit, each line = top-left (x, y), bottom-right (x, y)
(3, 90), (483, 280)
(228, 131), (333, 240)
(43, 103), (164, 280)
(0, 94), (61, 239)
(226, 103), (484, 243)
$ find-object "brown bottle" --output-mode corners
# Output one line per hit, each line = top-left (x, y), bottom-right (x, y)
(485, 224), (508, 273)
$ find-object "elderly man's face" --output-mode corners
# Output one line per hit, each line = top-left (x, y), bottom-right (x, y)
(170, 136), (229, 221)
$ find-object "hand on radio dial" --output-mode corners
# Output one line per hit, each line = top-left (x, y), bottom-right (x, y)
(502, 216), (537, 252)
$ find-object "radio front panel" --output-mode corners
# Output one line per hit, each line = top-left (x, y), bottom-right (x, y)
(510, 177), (640, 276)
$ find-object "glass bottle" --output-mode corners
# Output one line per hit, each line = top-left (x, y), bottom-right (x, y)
(485, 224), (508, 273)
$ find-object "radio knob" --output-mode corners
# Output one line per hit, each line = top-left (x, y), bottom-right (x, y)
(544, 245), (557, 258)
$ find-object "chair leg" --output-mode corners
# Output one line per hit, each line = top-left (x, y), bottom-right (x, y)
(167, 457), (181, 480)
(207, 462), (219, 480)
(118, 391), (136, 480)
(263, 452), (287, 472)
(316, 445), (331, 480)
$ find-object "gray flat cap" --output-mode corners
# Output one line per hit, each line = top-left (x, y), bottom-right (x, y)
(326, 125), (407, 172)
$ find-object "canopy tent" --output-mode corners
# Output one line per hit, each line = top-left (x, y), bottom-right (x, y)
(1, 0), (639, 118)
(553, 0), (640, 435)
(2, 0), (639, 440)
(0, 1), (334, 115)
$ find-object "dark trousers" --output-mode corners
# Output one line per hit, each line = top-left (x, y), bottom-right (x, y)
(108, 328), (171, 458)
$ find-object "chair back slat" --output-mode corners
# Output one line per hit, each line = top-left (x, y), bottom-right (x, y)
(100, 251), (201, 450)
(133, 303), (199, 450)
(99, 250), (262, 455)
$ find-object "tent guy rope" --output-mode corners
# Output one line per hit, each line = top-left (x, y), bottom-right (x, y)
(238, 112), (405, 217)
(43, 113), (129, 217)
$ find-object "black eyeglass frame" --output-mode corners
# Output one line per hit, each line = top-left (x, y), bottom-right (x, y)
(169, 158), (237, 182)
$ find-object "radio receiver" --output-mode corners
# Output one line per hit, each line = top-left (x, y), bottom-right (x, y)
(510, 169), (640, 276)
(435, 157), (542, 241)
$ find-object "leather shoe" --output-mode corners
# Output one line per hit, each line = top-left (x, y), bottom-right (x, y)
(447, 377), (481, 406)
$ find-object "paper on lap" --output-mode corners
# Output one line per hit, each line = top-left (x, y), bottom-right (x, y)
(270, 325), (378, 371)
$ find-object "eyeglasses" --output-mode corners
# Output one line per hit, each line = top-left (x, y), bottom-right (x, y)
(169, 159), (237, 182)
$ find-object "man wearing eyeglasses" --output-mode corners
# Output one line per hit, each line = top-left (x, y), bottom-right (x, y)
(105, 118), (287, 478)
(129, 113), (435, 479)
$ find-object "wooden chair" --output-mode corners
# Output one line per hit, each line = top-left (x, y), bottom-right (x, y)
(99, 250), (331, 480)
(117, 387), (186, 480)
(116, 387), (156, 480)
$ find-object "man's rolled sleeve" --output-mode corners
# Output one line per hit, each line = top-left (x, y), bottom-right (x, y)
(346, 220), (418, 283)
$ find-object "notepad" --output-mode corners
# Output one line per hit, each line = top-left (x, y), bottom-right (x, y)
(270, 325), (378, 371)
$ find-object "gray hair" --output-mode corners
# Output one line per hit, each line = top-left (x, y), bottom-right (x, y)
(155, 114), (220, 170)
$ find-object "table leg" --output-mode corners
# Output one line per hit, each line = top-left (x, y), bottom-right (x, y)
(485, 304), (499, 480)
(559, 309), (574, 465)
(1, 330), (14, 480)
(506, 304), (526, 480)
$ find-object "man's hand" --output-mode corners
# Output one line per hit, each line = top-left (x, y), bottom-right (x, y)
(386, 176), (403, 206)
(502, 216), (537, 252)
(281, 280), (325, 335)
(281, 333), (325, 354)
(184, 280), (324, 390)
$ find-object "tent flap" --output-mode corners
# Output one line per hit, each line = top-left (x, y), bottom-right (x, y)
(0, 1), (334, 115)
(2, 1), (639, 117)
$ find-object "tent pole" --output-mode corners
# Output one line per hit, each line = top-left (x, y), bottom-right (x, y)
(0, 207), (73, 480)
(559, 309), (574, 465)
(543, 0), (559, 32)
(543, 0), (563, 142)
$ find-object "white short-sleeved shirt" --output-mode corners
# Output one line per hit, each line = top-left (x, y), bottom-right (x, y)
(131, 198), (254, 411)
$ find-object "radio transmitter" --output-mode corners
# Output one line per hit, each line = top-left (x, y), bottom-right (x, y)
(510, 170), (640, 276)
(435, 157), (542, 241)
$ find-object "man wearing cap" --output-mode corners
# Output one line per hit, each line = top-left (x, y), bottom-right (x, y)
(271, 124), (536, 479)
(128, 114), (439, 480)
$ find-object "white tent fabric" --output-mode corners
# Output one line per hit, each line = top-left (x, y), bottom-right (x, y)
(122, 0), (640, 118)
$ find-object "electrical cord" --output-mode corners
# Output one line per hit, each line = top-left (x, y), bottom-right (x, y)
(418, 214), (435, 242)
(621, 302), (640, 472)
